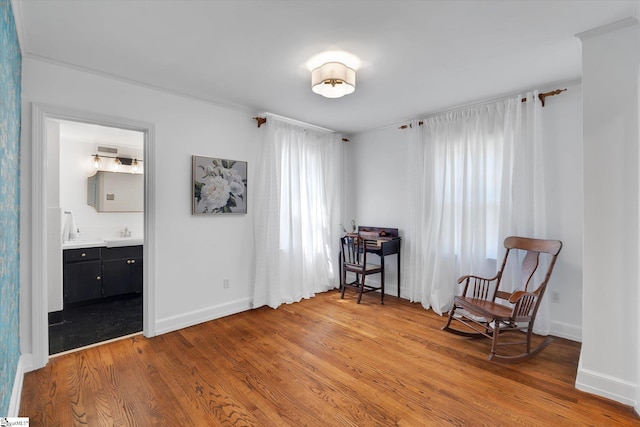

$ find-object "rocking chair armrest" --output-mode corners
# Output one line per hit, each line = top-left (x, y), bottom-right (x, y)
(457, 273), (501, 298)
(457, 273), (500, 284)
(507, 290), (535, 304)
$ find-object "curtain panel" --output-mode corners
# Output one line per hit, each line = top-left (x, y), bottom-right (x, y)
(406, 92), (551, 334)
(252, 117), (343, 309)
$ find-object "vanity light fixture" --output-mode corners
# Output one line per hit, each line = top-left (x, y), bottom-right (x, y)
(91, 154), (143, 172)
(311, 61), (356, 98)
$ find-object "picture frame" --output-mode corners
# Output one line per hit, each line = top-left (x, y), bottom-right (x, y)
(192, 155), (247, 214)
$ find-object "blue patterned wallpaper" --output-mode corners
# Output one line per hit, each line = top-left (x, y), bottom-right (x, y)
(0, 0), (21, 416)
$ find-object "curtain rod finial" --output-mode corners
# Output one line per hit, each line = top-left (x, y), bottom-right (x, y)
(253, 117), (267, 128)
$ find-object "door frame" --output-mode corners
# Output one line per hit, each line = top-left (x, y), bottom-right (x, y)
(30, 103), (156, 369)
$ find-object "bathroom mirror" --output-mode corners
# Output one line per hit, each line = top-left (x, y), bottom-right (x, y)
(87, 171), (143, 212)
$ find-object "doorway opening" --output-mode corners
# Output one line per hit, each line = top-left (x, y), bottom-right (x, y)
(47, 119), (145, 355)
(30, 103), (156, 369)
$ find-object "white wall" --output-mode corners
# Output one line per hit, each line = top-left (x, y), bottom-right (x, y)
(542, 83), (584, 341)
(577, 18), (639, 409)
(20, 58), (260, 357)
(343, 125), (411, 297)
(345, 82), (584, 341)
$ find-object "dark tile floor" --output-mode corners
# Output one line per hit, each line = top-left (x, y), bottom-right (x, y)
(49, 294), (143, 355)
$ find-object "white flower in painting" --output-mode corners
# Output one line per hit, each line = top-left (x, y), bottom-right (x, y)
(222, 168), (245, 196)
(204, 164), (222, 178)
(198, 176), (230, 211)
(229, 181), (244, 196)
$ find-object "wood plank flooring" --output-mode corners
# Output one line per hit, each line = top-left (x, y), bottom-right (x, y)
(21, 291), (639, 426)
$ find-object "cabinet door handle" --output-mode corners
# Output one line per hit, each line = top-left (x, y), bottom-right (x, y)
(96, 276), (101, 280)
(130, 259), (136, 264)
(127, 260), (131, 264)
(81, 253), (86, 257)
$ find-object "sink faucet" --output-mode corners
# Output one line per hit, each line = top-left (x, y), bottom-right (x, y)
(122, 227), (132, 238)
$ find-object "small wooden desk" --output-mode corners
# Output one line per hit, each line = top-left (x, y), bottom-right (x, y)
(358, 226), (402, 298)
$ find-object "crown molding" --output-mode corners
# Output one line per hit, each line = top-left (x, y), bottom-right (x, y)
(576, 16), (639, 41)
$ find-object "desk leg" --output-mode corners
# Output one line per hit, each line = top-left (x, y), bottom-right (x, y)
(380, 254), (385, 299)
(397, 246), (401, 298)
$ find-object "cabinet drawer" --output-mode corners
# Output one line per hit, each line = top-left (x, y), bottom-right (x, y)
(64, 248), (101, 262)
(102, 245), (143, 261)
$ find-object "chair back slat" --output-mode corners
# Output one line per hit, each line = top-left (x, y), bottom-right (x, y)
(520, 251), (540, 292)
(341, 235), (357, 265)
(471, 278), (492, 300)
(513, 293), (537, 320)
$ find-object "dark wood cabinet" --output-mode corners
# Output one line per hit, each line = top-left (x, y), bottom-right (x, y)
(102, 246), (143, 297)
(63, 245), (142, 306)
(63, 248), (103, 305)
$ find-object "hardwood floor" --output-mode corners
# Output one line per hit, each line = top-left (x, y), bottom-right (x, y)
(21, 291), (639, 426)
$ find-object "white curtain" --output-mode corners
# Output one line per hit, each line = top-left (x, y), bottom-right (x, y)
(407, 91), (551, 334)
(252, 117), (343, 309)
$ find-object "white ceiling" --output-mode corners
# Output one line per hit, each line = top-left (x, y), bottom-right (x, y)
(13, 0), (637, 135)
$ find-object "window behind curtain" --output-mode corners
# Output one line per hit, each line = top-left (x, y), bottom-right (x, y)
(252, 118), (343, 309)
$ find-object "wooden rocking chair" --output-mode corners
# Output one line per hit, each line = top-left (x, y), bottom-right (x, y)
(442, 236), (562, 363)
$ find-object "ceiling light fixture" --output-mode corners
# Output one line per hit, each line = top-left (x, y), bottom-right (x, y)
(311, 62), (356, 98)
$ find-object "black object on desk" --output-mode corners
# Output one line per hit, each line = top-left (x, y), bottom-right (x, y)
(357, 226), (402, 298)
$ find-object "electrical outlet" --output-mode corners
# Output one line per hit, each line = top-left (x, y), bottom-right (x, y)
(223, 279), (230, 289)
(551, 291), (560, 303)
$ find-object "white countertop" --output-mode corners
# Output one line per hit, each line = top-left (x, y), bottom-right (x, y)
(62, 237), (144, 250)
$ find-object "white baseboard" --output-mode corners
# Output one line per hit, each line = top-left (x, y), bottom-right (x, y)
(8, 354), (32, 417)
(154, 297), (252, 336)
(550, 320), (582, 342)
(575, 358), (637, 408)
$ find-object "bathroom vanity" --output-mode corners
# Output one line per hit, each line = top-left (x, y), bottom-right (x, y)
(63, 242), (143, 306)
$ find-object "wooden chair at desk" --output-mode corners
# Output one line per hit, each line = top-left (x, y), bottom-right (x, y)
(358, 226), (402, 298)
(340, 235), (385, 304)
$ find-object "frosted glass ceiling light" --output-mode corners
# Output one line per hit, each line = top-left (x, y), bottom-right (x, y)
(311, 62), (356, 98)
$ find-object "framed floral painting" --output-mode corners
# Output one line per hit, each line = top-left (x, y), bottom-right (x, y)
(192, 155), (247, 214)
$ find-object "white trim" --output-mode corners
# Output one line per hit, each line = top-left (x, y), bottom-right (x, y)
(143, 123), (157, 338)
(7, 354), (30, 417)
(155, 297), (252, 336)
(549, 320), (582, 342)
(9, 0), (27, 53)
(576, 357), (638, 407)
(576, 17), (639, 40)
(24, 54), (253, 116)
(29, 103), (156, 370)
(31, 104), (48, 370)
